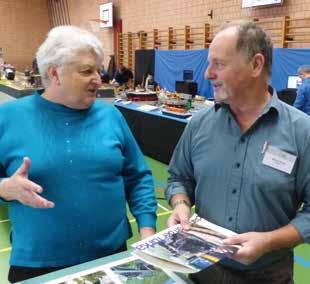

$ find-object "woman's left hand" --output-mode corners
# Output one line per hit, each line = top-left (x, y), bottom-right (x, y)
(140, 227), (156, 240)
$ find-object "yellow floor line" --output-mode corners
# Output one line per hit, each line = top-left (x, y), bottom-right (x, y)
(129, 210), (172, 224)
(0, 247), (11, 253)
(157, 211), (172, 217)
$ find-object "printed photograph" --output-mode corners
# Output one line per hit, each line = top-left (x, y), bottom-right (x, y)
(133, 214), (239, 272)
(110, 258), (178, 283)
(52, 269), (114, 284)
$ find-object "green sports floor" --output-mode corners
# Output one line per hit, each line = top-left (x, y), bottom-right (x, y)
(0, 157), (309, 283)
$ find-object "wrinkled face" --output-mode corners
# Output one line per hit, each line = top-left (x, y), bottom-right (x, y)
(58, 51), (102, 109)
(205, 28), (253, 103)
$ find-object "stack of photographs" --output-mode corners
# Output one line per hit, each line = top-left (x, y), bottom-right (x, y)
(41, 214), (239, 283)
(132, 214), (240, 273)
(43, 256), (186, 284)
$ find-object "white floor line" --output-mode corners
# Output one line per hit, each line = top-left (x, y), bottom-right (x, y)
(0, 219), (9, 223)
(157, 203), (170, 212)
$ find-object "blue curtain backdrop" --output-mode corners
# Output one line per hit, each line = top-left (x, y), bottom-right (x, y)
(271, 48), (310, 90)
(154, 49), (213, 98)
(154, 48), (310, 98)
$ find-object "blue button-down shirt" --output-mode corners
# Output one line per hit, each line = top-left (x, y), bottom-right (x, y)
(166, 89), (310, 270)
(294, 77), (310, 115)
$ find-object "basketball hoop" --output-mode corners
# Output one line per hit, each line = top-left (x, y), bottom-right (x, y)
(90, 19), (108, 25)
(87, 3), (113, 32)
(87, 19), (109, 33)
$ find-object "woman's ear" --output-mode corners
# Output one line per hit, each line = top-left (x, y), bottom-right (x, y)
(47, 65), (61, 85)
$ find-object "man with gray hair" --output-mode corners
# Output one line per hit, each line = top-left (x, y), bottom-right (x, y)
(293, 65), (310, 114)
(0, 26), (156, 282)
(166, 21), (310, 283)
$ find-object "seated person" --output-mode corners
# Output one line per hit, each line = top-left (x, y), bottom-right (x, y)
(31, 58), (39, 75)
(99, 67), (110, 84)
(28, 58), (41, 86)
(112, 64), (133, 85)
(144, 74), (157, 91)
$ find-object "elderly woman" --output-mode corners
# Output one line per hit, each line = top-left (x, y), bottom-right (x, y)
(0, 26), (157, 282)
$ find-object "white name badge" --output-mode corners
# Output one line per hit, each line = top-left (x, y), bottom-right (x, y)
(262, 144), (297, 174)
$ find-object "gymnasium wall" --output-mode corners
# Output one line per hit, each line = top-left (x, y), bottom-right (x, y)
(2, 1), (310, 70)
(67, 0), (310, 68)
(0, 0), (50, 71)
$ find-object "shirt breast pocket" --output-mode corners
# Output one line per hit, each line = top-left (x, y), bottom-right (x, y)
(252, 161), (296, 193)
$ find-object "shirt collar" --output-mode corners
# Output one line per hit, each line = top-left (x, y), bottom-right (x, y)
(261, 86), (280, 116)
(214, 86), (280, 116)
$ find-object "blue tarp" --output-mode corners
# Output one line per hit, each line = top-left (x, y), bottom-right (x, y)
(271, 48), (310, 90)
(154, 49), (213, 98)
(154, 48), (310, 98)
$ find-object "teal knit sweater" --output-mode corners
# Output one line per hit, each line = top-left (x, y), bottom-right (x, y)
(0, 93), (157, 267)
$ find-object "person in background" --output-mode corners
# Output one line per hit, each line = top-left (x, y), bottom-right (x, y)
(293, 65), (310, 115)
(107, 54), (116, 81)
(99, 64), (110, 84)
(31, 58), (40, 75)
(27, 58), (41, 86)
(144, 73), (157, 91)
(166, 21), (310, 283)
(112, 64), (133, 86)
(0, 25), (157, 283)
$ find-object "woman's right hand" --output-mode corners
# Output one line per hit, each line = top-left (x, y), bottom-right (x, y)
(0, 157), (54, 208)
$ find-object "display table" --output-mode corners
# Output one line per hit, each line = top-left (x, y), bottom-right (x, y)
(0, 80), (42, 98)
(0, 91), (16, 104)
(96, 86), (115, 98)
(20, 251), (131, 283)
(20, 250), (190, 283)
(114, 101), (189, 164)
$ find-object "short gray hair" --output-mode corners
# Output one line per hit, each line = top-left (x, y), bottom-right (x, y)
(298, 65), (310, 75)
(219, 21), (273, 77)
(36, 25), (104, 87)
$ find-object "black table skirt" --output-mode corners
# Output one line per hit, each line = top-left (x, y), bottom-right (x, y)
(116, 105), (186, 164)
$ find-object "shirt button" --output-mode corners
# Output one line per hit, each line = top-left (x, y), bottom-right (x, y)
(236, 162), (241, 168)
(66, 140), (70, 143)
(232, 189), (237, 194)
(65, 122), (69, 126)
(69, 160), (73, 163)
(241, 138), (245, 143)
(67, 149), (71, 153)
(229, 217), (233, 222)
